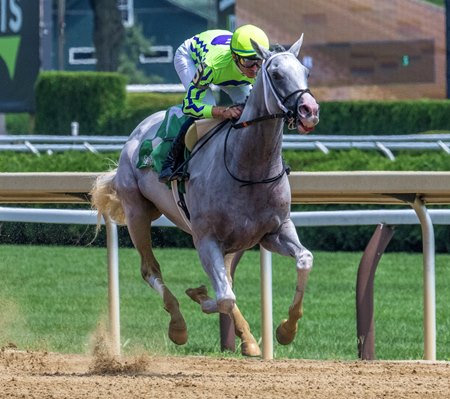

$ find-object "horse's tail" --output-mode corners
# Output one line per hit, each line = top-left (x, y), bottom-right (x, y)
(90, 169), (126, 231)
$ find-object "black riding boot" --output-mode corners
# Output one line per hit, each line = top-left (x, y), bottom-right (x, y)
(158, 117), (195, 183)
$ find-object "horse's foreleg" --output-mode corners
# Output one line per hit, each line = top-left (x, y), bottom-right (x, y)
(121, 193), (187, 345)
(224, 252), (261, 357)
(260, 219), (313, 345)
(194, 239), (235, 314)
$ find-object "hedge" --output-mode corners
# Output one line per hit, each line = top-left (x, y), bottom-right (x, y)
(119, 92), (184, 134)
(29, 71), (450, 136)
(314, 100), (450, 135)
(34, 71), (127, 135)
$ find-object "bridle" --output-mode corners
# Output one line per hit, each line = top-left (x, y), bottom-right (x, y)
(224, 51), (312, 186)
(232, 51), (314, 130)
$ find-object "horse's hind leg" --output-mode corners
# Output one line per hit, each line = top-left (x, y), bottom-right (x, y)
(121, 190), (187, 345)
(260, 219), (313, 345)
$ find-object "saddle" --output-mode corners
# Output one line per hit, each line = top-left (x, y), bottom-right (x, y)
(185, 118), (223, 151)
(136, 105), (222, 173)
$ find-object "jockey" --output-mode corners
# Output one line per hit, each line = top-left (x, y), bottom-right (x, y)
(158, 24), (270, 183)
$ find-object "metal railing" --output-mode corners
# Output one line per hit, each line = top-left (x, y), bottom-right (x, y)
(2, 133), (450, 159)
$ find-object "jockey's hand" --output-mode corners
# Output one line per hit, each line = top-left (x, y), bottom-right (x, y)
(212, 105), (243, 120)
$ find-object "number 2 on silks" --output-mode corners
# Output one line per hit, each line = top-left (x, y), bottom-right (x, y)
(192, 63), (206, 88)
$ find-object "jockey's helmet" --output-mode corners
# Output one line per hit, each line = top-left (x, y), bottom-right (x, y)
(230, 25), (269, 58)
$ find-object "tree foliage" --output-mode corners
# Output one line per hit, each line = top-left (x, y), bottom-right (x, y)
(89, 0), (125, 72)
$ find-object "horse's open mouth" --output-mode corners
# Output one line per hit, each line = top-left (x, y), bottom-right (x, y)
(298, 120), (315, 134)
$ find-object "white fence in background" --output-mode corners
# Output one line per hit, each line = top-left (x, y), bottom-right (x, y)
(2, 133), (450, 159)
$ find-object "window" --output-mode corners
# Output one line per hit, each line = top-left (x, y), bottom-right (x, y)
(69, 47), (96, 65)
(139, 46), (174, 64)
(117, 0), (134, 27)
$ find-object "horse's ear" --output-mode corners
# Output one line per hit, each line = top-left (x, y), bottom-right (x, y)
(251, 38), (271, 60)
(288, 34), (304, 58)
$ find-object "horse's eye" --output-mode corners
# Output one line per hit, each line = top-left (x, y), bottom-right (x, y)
(272, 71), (282, 80)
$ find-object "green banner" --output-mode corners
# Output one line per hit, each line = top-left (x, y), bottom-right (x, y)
(0, 0), (40, 112)
(0, 36), (21, 79)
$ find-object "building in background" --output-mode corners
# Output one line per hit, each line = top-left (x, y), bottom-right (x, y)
(3, 0), (446, 107)
(236, 0), (445, 100)
(52, 0), (215, 83)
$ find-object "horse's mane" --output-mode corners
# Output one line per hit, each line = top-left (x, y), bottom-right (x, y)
(270, 44), (286, 53)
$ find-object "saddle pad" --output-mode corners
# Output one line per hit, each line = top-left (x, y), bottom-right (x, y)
(136, 105), (189, 172)
(185, 118), (224, 151)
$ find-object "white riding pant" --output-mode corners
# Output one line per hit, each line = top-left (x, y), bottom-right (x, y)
(173, 38), (251, 106)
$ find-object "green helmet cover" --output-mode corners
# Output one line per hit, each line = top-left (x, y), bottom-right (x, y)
(230, 24), (269, 58)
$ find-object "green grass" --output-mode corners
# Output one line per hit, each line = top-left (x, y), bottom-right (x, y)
(426, 0), (444, 6)
(0, 245), (449, 361)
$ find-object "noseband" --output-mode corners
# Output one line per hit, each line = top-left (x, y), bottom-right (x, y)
(276, 88), (312, 130)
(233, 52), (314, 130)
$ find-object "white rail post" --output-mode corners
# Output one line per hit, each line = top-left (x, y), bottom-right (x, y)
(105, 217), (121, 356)
(260, 246), (273, 360)
(411, 197), (436, 361)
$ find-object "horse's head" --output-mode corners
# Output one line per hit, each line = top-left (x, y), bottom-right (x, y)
(252, 35), (320, 134)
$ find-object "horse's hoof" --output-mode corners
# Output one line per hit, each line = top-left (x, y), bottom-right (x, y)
(241, 342), (261, 357)
(168, 326), (188, 345)
(276, 319), (297, 345)
(168, 317), (188, 345)
(185, 285), (209, 304)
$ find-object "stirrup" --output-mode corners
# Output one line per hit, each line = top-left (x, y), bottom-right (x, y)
(171, 170), (190, 182)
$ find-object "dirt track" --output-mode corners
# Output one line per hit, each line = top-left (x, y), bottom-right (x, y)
(1, 347), (449, 399)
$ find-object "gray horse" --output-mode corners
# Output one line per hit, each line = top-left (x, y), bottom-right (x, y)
(91, 35), (320, 357)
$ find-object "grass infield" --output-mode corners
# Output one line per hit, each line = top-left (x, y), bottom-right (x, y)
(0, 245), (449, 360)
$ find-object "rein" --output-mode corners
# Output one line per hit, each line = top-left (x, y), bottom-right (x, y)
(224, 51), (311, 186)
(231, 87), (311, 131)
(224, 124), (290, 187)
(232, 112), (287, 129)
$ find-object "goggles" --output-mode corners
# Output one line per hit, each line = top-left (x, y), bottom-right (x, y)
(237, 56), (263, 69)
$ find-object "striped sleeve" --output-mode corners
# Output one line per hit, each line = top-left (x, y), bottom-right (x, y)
(182, 63), (214, 118)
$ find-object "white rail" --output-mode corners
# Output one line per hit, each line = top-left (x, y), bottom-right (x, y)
(2, 133), (450, 159)
(3, 206), (450, 225)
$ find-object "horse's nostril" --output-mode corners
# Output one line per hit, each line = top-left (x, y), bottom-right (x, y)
(298, 105), (311, 117)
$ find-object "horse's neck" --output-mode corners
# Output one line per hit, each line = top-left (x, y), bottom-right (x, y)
(228, 107), (284, 176)
(222, 74), (285, 179)
(237, 81), (283, 152)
